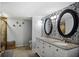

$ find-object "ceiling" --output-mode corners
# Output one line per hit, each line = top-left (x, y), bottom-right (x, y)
(0, 2), (73, 17)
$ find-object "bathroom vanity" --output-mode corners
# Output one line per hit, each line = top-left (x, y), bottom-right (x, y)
(36, 37), (79, 57)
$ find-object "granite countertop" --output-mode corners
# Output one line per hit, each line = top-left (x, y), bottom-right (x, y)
(36, 37), (79, 50)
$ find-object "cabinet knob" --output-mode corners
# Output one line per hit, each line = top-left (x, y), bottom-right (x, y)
(37, 47), (39, 48)
(49, 45), (51, 47)
(43, 43), (44, 44)
(56, 49), (58, 51)
(43, 46), (45, 48)
(42, 51), (44, 53)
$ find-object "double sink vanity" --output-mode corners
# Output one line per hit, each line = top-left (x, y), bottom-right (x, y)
(36, 37), (79, 57)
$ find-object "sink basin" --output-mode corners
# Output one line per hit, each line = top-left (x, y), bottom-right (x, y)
(53, 42), (68, 46)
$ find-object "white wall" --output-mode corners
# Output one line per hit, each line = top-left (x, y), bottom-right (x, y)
(7, 17), (32, 47)
(32, 16), (43, 53)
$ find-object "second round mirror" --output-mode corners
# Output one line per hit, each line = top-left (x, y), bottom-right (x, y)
(60, 13), (74, 35)
(58, 9), (78, 37)
(44, 18), (52, 35)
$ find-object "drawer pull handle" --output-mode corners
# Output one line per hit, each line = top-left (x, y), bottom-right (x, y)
(49, 46), (51, 47)
(43, 47), (45, 48)
(42, 51), (44, 53)
(37, 47), (39, 48)
(43, 43), (44, 44)
(56, 49), (58, 51)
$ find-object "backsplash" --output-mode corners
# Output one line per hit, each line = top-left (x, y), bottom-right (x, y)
(41, 2), (79, 44)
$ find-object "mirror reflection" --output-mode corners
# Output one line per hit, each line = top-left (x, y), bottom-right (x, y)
(60, 13), (74, 34)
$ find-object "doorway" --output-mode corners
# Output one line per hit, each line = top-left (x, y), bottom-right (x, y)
(7, 17), (32, 48)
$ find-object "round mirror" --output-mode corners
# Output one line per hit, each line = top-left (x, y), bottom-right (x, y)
(60, 13), (74, 34)
(58, 9), (78, 37)
(44, 18), (52, 35)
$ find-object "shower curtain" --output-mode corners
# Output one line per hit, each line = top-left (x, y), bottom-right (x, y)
(0, 17), (7, 54)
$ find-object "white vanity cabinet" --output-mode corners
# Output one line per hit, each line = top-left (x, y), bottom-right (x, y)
(44, 42), (56, 57)
(36, 38), (79, 57)
(43, 42), (67, 57)
(36, 39), (45, 57)
(36, 39), (57, 57)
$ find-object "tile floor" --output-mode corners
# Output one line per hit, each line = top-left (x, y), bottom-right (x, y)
(1, 47), (39, 57)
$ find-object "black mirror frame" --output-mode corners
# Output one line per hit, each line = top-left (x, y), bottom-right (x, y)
(57, 9), (78, 37)
(44, 18), (53, 35)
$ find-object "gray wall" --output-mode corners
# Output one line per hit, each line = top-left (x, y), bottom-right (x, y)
(7, 17), (32, 47)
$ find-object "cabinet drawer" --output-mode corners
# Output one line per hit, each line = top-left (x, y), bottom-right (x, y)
(44, 42), (56, 57)
(55, 48), (67, 57)
(36, 38), (79, 57)
(44, 42), (67, 57)
(36, 40), (45, 57)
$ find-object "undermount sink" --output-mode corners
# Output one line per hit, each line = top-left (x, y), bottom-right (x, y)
(53, 42), (68, 46)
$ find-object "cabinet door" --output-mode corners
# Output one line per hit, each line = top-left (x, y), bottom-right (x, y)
(44, 42), (51, 57)
(56, 47), (79, 57)
(56, 48), (67, 57)
(44, 42), (56, 57)
(54, 47), (64, 57)
(43, 42), (67, 57)
(36, 39), (40, 53)
(39, 40), (45, 57)
(67, 47), (79, 57)
(36, 39), (44, 57)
